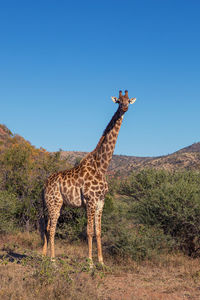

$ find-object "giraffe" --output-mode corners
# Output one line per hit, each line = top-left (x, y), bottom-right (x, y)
(42, 90), (136, 264)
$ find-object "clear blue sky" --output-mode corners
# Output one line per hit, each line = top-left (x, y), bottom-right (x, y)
(1, 0), (200, 157)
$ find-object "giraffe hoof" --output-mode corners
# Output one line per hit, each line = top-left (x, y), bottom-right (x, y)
(89, 261), (94, 269)
(86, 258), (94, 269)
(96, 262), (104, 269)
(50, 258), (59, 269)
(96, 262), (110, 272)
(50, 258), (56, 264)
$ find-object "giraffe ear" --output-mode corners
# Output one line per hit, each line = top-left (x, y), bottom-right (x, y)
(111, 97), (120, 103)
(129, 97), (136, 104)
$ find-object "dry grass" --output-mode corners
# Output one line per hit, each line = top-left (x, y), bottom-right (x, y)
(1, 232), (200, 300)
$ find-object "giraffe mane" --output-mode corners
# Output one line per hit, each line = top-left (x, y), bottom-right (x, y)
(79, 136), (105, 165)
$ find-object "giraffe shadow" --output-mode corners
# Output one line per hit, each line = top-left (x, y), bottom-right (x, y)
(0, 251), (28, 264)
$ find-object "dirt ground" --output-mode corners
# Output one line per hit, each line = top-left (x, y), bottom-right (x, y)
(1, 233), (200, 300)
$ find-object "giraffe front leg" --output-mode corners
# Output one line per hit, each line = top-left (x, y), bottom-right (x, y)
(86, 203), (95, 266)
(95, 200), (104, 264)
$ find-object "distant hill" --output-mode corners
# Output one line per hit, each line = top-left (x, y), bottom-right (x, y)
(0, 124), (37, 152)
(0, 124), (13, 146)
(1, 124), (200, 175)
(61, 142), (200, 175)
(175, 142), (200, 154)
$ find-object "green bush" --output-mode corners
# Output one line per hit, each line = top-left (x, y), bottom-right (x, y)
(103, 194), (114, 213)
(0, 141), (66, 231)
(131, 171), (200, 256)
(104, 224), (174, 261)
(118, 169), (168, 199)
(57, 207), (87, 241)
(0, 191), (20, 233)
(102, 190), (174, 261)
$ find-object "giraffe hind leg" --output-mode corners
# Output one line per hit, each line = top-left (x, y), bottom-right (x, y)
(86, 203), (95, 266)
(49, 213), (60, 259)
(42, 218), (50, 256)
(43, 188), (63, 259)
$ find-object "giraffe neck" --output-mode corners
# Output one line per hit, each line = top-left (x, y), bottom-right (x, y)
(93, 107), (125, 174)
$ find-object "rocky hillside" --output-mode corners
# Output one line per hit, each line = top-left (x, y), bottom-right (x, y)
(175, 142), (200, 154)
(61, 142), (200, 175)
(0, 124), (13, 148)
(0, 124), (29, 150)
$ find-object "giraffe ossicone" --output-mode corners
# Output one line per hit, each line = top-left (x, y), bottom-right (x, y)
(42, 90), (136, 264)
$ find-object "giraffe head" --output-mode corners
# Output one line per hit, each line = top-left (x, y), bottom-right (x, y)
(111, 90), (136, 112)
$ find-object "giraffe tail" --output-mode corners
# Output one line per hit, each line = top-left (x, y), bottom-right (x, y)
(39, 189), (49, 255)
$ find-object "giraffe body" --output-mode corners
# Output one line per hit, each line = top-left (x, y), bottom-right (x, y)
(42, 90), (136, 264)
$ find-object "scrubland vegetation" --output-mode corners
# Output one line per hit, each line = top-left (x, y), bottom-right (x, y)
(1, 124), (200, 299)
